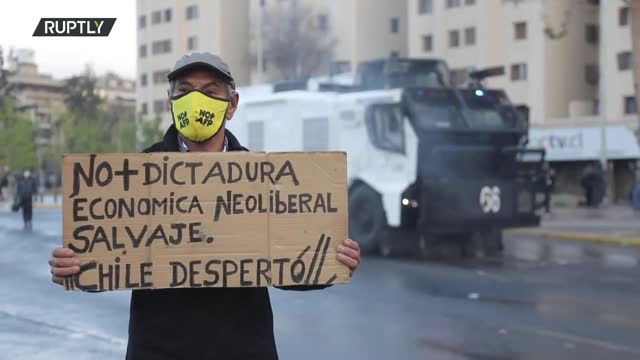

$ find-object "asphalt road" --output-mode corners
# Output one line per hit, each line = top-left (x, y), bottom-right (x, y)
(1, 208), (639, 360)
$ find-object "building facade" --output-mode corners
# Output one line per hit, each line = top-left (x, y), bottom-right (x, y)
(6, 49), (65, 150)
(136, 0), (250, 126)
(408, 0), (600, 126)
(407, 0), (639, 203)
(250, 0), (408, 84)
(601, 0), (637, 126)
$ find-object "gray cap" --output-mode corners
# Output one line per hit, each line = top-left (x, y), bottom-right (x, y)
(167, 52), (235, 89)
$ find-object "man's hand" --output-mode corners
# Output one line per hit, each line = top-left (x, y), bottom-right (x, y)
(49, 247), (80, 286)
(336, 238), (361, 276)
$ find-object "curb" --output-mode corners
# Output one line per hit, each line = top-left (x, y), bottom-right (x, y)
(505, 229), (640, 247)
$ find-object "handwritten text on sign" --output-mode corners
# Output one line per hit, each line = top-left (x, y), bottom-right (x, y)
(62, 152), (349, 291)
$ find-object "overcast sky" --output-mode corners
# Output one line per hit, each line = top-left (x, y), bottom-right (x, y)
(0, 0), (136, 79)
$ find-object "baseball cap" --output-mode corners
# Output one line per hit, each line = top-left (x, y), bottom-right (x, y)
(167, 52), (235, 89)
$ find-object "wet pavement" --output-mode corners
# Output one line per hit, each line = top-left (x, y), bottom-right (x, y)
(1, 208), (640, 359)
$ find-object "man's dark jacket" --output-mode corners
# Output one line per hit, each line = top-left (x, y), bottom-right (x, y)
(126, 125), (324, 360)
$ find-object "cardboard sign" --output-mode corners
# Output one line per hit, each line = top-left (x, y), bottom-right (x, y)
(62, 152), (349, 291)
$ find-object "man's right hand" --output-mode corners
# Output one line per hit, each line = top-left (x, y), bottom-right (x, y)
(49, 247), (80, 286)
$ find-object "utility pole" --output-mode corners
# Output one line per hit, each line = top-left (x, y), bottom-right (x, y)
(256, 0), (264, 84)
(599, 2), (607, 169)
(630, 0), (640, 142)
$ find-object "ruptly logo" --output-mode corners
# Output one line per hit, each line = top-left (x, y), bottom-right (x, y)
(33, 18), (116, 37)
(479, 186), (501, 214)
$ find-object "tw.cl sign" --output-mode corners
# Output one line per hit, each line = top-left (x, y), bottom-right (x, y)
(33, 18), (116, 37)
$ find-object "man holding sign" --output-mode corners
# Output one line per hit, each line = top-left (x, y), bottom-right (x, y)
(48, 52), (361, 359)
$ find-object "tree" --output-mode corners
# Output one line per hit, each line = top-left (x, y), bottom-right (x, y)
(0, 97), (38, 172)
(137, 114), (164, 151)
(257, 0), (336, 81)
(60, 67), (141, 154)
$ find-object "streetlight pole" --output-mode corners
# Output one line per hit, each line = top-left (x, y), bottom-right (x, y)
(256, 0), (264, 83)
(599, 2), (607, 170)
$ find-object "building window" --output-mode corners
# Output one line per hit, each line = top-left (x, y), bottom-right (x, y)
(464, 27), (476, 46)
(138, 44), (147, 58)
(152, 10), (162, 25)
(140, 73), (148, 87)
(139, 44), (147, 58)
(152, 40), (172, 55)
(164, 8), (172, 22)
(140, 102), (148, 115)
(465, 0), (475, 5)
(138, 15), (146, 29)
(585, 64), (598, 85)
(620, 7), (630, 26)
(186, 5), (199, 20)
(187, 36), (198, 51)
(446, 0), (461, 8)
(422, 34), (433, 52)
(624, 96), (638, 114)
(248, 122), (265, 151)
(418, 0), (433, 14)
(586, 24), (599, 45)
(390, 18), (399, 33)
(318, 14), (329, 32)
(618, 51), (633, 71)
(153, 100), (166, 114)
(153, 69), (170, 85)
(449, 30), (460, 47)
(514, 22), (527, 40)
(303, 118), (329, 151)
(511, 63), (528, 81)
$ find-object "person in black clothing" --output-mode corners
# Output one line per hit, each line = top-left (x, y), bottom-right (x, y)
(0, 174), (7, 201)
(580, 161), (606, 208)
(16, 170), (37, 229)
(48, 52), (362, 360)
(541, 162), (554, 214)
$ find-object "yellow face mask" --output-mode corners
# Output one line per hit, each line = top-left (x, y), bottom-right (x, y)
(170, 90), (230, 142)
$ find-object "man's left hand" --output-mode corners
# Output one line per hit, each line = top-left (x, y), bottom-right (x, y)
(337, 238), (361, 276)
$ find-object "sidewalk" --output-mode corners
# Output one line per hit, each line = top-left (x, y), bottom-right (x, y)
(507, 205), (640, 246)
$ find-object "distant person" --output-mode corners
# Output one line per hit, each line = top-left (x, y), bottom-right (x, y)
(632, 181), (640, 212)
(581, 161), (606, 208)
(580, 164), (593, 207)
(47, 173), (58, 203)
(38, 170), (46, 203)
(16, 170), (37, 229)
(541, 162), (555, 214)
(0, 174), (7, 201)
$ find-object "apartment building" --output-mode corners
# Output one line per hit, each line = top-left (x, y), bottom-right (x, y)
(6, 49), (65, 149)
(136, 0), (250, 126)
(250, 0), (408, 83)
(601, 1), (637, 125)
(408, 0), (600, 126)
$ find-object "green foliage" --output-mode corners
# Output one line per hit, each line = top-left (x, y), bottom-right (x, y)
(138, 114), (164, 151)
(0, 97), (38, 172)
(59, 71), (163, 155)
(39, 143), (62, 173)
(0, 58), (165, 175)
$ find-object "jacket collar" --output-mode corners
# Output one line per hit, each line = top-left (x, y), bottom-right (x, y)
(162, 124), (247, 152)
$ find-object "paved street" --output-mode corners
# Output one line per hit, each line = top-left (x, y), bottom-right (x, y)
(1, 207), (640, 360)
